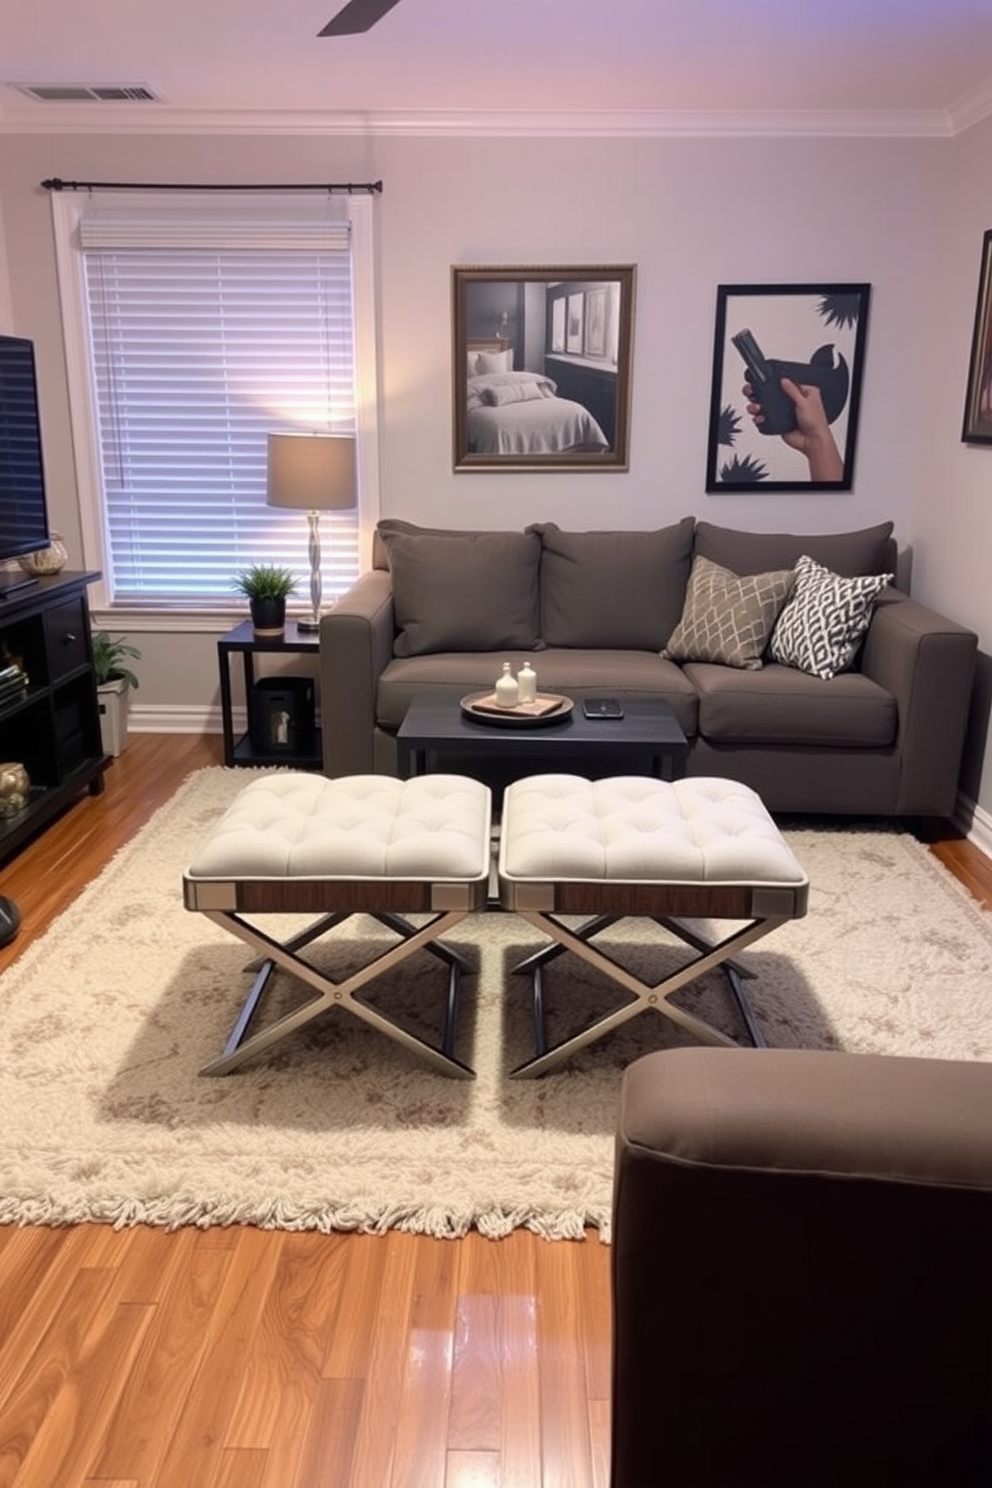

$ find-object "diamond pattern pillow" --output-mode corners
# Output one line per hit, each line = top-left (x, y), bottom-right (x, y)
(663, 556), (796, 670)
(769, 554), (893, 679)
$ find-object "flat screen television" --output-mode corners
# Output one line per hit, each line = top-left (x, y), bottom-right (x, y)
(0, 333), (52, 598)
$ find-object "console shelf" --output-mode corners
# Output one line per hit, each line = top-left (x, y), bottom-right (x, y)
(0, 569), (109, 862)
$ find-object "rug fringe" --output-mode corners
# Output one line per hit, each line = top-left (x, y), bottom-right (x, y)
(0, 1195), (612, 1243)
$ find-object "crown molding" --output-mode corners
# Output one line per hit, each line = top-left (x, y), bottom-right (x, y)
(947, 75), (992, 136)
(0, 102), (978, 140)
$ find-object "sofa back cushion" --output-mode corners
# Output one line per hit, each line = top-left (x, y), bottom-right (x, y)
(694, 520), (895, 578)
(379, 526), (541, 657)
(529, 518), (695, 649)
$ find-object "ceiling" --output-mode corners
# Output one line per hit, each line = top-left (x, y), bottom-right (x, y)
(3, 0), (992, 136)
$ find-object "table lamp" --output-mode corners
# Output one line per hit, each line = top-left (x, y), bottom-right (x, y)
(266, 431), (357, 633)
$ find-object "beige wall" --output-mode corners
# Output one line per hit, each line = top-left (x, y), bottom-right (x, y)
(2, 123), (990, 820)
(912, 111), (992, 820)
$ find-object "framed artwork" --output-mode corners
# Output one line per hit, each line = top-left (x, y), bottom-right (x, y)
(452, 264), (636, 471)
(705, 282), (871, 492)
(962, 229), (992, 445)
(584, 286), (609, 358)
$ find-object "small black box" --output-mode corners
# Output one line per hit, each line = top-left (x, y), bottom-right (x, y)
(250, 676), (316, 754)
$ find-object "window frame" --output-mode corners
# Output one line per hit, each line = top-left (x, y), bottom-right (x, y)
(51, 189), (380, 631)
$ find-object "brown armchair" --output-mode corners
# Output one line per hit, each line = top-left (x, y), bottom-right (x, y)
(611, 1047), (992, 1488)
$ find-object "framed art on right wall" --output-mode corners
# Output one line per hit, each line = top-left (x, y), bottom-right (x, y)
(706, 283), (871, 492)
(962, 229), (992, 445)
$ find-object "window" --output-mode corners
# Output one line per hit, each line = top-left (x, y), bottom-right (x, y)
(51, 190), (379, 615)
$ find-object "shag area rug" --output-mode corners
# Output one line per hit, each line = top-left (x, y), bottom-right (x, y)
(2, 766), (991, 1241)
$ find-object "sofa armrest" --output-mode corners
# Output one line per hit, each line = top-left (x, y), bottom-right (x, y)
(859, 588), (977, 815)
(318, 568), (395, 776)
(612, 1047), (992, 1488)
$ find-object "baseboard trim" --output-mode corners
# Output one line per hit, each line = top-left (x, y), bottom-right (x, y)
(952, 792), (992, 861)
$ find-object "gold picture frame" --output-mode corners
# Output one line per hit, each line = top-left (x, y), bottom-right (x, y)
(452, 264), (635, 472)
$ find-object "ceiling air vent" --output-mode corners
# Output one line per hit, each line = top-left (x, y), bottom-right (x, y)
(10, 83), (163, 103)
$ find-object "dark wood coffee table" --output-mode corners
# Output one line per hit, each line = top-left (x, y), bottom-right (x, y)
(397, 695), (688, 782)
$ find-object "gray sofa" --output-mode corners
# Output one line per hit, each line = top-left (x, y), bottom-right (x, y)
(318, 517), (977, 818)
(611, 1047), (992, 1486)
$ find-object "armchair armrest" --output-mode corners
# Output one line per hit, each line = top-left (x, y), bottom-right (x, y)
(859, 588), (977, 815)
(612, 1047), (992, 1488)
(318, 569), (395, 776)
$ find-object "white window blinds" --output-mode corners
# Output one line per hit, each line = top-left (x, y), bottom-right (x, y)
(69, 191), (366, 607)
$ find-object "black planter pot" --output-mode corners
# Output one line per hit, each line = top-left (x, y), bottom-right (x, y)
(249, 596), (287, 637)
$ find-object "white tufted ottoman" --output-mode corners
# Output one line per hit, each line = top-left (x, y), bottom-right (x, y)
(183, 772), (492, 1077)
(498, 774), (808, 1076)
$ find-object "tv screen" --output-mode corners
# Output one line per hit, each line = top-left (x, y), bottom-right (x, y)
(0, 334), (51, 568)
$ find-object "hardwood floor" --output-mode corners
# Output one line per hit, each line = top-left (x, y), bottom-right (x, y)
(0, 736), (990, 1488)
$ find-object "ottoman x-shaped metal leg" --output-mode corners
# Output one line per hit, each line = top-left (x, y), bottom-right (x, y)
(196, 906), (477, 1078)
(509, 909), (783, 1078)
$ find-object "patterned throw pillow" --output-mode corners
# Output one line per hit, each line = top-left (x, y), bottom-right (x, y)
(663, 556), (796, 670)
(769, 554), (893, 679)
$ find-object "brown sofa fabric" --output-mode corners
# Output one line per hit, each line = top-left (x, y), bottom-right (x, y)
(694, 517), (896, 577)
(686, 660), (898, 746)
(319, 518), (976, 816)
(612, 1047), (992, 1488)
(527, 517), (694, 650)
(380, 527), (542, 658)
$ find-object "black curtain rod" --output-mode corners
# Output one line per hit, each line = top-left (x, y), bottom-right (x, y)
(41, 178), (383, 194)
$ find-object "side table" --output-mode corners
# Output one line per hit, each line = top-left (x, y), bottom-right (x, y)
(217, 620), (322, 769)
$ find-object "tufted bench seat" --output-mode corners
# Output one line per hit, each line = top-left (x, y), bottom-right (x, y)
(498, 774), (809, 1076)
(183, 772), (492, 1077)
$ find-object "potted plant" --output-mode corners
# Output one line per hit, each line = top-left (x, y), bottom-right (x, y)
(92, 631), (142, 757)
(232, 564), (297, 637)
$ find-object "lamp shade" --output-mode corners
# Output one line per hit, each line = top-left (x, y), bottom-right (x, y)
(266, 432), (356, 512)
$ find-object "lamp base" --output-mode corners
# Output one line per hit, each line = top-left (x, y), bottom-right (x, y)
(296, 617), (321, 634)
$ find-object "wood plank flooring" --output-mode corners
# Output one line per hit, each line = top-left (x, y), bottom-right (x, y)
(0, 736), (990, 1488)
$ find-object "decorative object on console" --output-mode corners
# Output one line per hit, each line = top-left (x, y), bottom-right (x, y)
(706, 282), (870, 492)
(266, 431), (356, 633)
(517, 660), (537, 703)
(452, 264), (636, 472)
(17, 530), (68, 576)
(0, 761), (29, 817)
(231, 563), (298, 638)
(962, 227), (992, 445)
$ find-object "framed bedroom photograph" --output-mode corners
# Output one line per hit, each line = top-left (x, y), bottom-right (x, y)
(962, 229), (992, 445)
(452, 264), (636, 471)
(705, 282), (871, 492)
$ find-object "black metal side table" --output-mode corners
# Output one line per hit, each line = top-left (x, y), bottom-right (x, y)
(216, 619), (322, 769)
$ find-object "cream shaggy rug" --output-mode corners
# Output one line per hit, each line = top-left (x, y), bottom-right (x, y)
(2, 766), (992, 1241)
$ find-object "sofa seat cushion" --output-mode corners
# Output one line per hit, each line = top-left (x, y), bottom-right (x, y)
(528, 519), (694, 649)
(376, 650), (698, 735)
(685, 661), (897, 748)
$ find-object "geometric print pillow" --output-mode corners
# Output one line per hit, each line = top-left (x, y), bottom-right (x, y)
(663, 555), (796, 670)
(768, 554), (893, 680)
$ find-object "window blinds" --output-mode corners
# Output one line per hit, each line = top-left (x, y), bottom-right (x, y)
(77, 193), (360, 606)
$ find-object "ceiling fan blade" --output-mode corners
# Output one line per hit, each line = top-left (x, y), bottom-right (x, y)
(319, 0), (404, 35)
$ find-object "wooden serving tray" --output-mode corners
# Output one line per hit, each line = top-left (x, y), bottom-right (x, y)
(460, 691), (574, 728)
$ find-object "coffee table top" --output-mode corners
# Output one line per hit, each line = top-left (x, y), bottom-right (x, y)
(399, 694), (687, 753)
